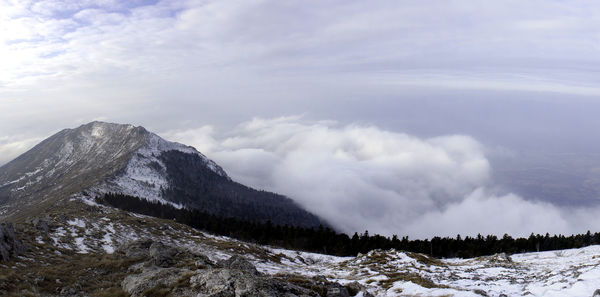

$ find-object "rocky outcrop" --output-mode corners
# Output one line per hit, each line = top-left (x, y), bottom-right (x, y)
(32, 218), (51, 234)
(149, 241), (179, 267)
(117, 239), (365, 297)
(0, 222), (26, 261)
(217, 254), (260, 275)
(122, 266), (187, 297)
(190, 268), (317, 297)
(116, 238), (154, 258)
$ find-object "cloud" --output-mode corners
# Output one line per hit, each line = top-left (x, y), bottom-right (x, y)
(163, 117), (600, 238)
(2, 0), (600, 236)
(0, 136), (42, 165)
(2, 0), (600, 150)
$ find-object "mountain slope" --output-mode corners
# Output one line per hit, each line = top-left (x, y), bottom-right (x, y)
(0, 121), (324, 228)
(1, 200), (599, 297)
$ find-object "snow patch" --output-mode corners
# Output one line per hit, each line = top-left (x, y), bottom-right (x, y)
(67, 218), (86, 228)
(74, 237), (89, 254)
(101, 223), (116, 254)
(50, 227), (67, 246)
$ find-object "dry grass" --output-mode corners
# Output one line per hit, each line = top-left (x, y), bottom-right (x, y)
(277, 274), (326, 296)
(206, 237), (291, 264)
(379, 272), (448, 290)
(405, 252), (446, 267)
(0, 233), (144, 297)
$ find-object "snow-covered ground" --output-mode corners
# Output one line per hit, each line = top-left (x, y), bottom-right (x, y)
(42, 206), (600, 297)
(252, 245), (600, 297)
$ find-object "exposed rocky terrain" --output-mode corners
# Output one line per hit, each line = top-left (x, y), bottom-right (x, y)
(1, 199), (599, 297)
(0, 200), (373, 297)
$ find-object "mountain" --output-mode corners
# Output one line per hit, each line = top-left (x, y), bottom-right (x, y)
(0, 121), (324, 228)
(0, 122), (599, 297)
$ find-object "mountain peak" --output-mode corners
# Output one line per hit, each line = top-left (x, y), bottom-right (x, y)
(0, 121), (225, 219)
(71, 121), (145, 139)
(0, 121), (322, 229)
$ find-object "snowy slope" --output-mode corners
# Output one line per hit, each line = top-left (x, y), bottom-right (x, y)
(0, 121), (228, 216)
(42, 199), (600, 297)
(256, 243), (600, 296)
(86, 131), (228, 207)
(1, 121), (323, 228)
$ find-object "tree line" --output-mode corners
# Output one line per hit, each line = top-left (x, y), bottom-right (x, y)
(96, 193), (600, 258)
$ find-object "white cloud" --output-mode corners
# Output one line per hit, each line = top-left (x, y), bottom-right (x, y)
(1, 0), (600, 237)
(0, 136), (42, 165)
(2, 0), (600, 140)
(163, 117), (600, 238)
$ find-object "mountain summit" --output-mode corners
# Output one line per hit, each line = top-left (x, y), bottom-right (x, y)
(0, 121), (323, 228)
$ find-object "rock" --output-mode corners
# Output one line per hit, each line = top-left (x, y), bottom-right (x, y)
(190, 268), (315, 297)
(344, 281), (373, 297)
(122, 266), (185, 297)
(149, 241), (178, 267)
(0, 222), (26, 261)
(325, 283), (350, 297)
(34, 218), (50, 234)
(59, 286), (82, 297)
(312, 275), (329, 284)
(117, 241), (351, 297)
(116, 239), (154, 258)
(194, 257), (212, 268)
(217, 255), (259, 275)
(592, 289), (600, 297)
(498, 252), (512, 263)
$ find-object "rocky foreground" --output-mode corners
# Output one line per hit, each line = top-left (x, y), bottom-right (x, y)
(0, 200), (373, 297)
(1, 227), (369, 297)
(1, 199), (600, 297)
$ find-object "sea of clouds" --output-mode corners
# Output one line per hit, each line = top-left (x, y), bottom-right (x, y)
(164, 117), (600, 239)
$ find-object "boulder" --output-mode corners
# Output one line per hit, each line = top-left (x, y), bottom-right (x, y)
(116, 239), (154, 258)
(217, 255), (259, 275)
(344, 281), (374, 297)
(34, 218), (50, 235)
(325, 283), (350, 297)
(149, 241), (178, 267)
(592, 289), (600, 297)
(191, 268), (315, 297)
(0, 222), (26, 261)
(122, 266), (186, 297)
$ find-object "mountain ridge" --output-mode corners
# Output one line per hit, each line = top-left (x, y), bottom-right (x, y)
(0, 121), (324, 228)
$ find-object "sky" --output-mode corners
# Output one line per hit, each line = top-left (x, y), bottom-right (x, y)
(2, 0), (600, 238)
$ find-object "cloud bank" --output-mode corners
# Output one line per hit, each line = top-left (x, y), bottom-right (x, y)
(164, 117), (600, 238)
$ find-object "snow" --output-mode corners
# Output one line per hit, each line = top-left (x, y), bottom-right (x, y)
(101, 223), (116, 254)
(50, 227), (67, 246)
(87, 131), (226, 208)
(74, 237), (89, 254)
(1, 167), (45, 188)
(148, 132), (226, 177)
(31, 207), (600, 297)
(249, 245), (600, 297)
(67, 218), (86, 228)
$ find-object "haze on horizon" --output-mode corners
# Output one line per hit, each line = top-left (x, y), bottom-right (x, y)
(2, 0), (600, 238)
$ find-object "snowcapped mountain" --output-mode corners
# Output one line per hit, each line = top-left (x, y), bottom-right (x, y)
(0, 121), (323, 228)
(0, 121), (599, 297)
